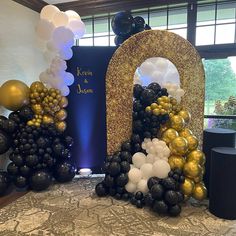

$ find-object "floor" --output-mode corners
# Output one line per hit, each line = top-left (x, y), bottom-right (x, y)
(0, 177), (235, 236)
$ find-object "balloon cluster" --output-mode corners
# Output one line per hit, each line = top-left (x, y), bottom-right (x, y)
(111, 11), (151, 46)
(5, 106), (75, 191)
(36, 5), (86, 96)
(28, 81), (68, 132)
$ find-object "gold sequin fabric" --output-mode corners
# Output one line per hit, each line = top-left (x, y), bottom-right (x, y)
(106, 30), (205, 155)
(0, 177), (235, 236)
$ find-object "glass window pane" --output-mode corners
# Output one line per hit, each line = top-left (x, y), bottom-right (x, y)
(94, 36), (109, 46)
(203, 58), (236, 116)
(197, 4), (216, 26)
(169, 28), (187, 39)
(83, 19), (93, 37)
(168, 8), (187, 29)
(79, 38), (93, 46)
(216, 2), (236, 24)
(204, 118), (236, 129)
(215, 24), (235, 44)
(196, 26), (215, 45)
(150, 11), (167, 28)
(110, 35), (116, 46)
(94, 17), (109, 36)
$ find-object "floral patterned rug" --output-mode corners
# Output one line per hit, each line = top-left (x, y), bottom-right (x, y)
(0, 177), (235, 236)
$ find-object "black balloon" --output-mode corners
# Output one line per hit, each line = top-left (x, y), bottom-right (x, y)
(147, 83), (161, 94)
(95, 182), (107, 197)
(133, 84), (144, 99)
(53, 143), (65, 157)
(111, 12), (135, 36)
(144, 192), (154, 207)
(20, 165), (32, 177)
(141, 89), (156, 105)
(116, 173), (128, 186)
(64, 136), (74, 147)
(30, 170), (52, 191)
(121, 141), (132, 152)
(120, 161), (130, 173)
(25, 155), (39, 167)
(8, 112), (21, 123)
(104, 174), (114, 187)
(162, 177), (176, 190)
(54, 161), (76, 183)
(7, 162), (19, 176)
(11, 154), (24, 167)
(145, 24), (151, 30)
(153, 200), (168, 214)
(168, 204), (181, 217)
(0, 172), (10, 195)
(151, 184), (164, 200)
(133, 16), (145, 33)
(164, 190), (179, 205)
(114, 35), (127, 46)
(135, 191), (143, 200)
(19, 106), (34, 121)
(108, 162), (121, 176)
(147, 177), (160, 190)
(0, 131), (11, 154)
(14, 175), (28, 188)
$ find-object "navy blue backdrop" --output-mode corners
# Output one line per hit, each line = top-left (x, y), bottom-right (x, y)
(66, 46), (116, 173)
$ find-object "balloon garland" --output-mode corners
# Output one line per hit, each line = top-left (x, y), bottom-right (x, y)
(96, 81), (207, 217)
(111, 11), (151, 46)
(0, 5), (83, 194)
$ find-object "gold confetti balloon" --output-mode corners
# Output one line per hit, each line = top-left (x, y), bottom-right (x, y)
(168, 155), (186, 170)
(187, 150), (205, 166)
(162, 128), (179, 144)
(169, 137), (188, 155)
(178, 110), (191, 124)
(170, 115), (185, 132)
(55, 109), (67, 121)
(185, 135), (199, 151)
(183, 161), (202, 178)
(192, 183), (207, 201)
(181, 177), (195, 196)
(59, 97), (68, 108)
(42, 115), (54, 124)
(56, 121), (67, 132)
(0, 80), (30, 111)
(179, 128), (193, 138)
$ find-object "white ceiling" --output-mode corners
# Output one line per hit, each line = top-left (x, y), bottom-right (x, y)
(44, 0), (78, 4)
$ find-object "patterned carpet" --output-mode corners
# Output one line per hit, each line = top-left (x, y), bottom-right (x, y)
(0, 177), (235, 236)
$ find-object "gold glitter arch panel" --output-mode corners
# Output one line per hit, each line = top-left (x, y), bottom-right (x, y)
(106, 30), (205, 155)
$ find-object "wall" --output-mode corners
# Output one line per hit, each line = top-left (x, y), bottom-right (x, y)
(0, 0), (47, 169)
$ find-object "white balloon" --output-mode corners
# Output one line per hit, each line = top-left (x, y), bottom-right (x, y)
(64, 72), (74, 86)
(140, 163), (153, 179)
(128, 168), (142, 184)
(139, 61), (155, 77)
(52, 11), (69, 27)
(60, 85), (70, 96)
(43, 50), (55, 63)
(40, 5), (60, 21)
(152, 160), (171, 179)
(39, 71), (48, 83)
(125, 181), (137, 193)
(59, 48), (73, 60)
(52, 26), (74, 49)
(36, 19), (55, 41)
(137, 179), (148, 193)
(47, 41), (58, 52)
(67, 20), (86, 39)
(65, 10), (81, 21)
(132, 152), (146, 168)
(146, 154), (155, 164)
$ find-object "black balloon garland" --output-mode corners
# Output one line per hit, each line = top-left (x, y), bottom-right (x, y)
(0, 105), (76, 194)
(96, 83), (185, 217)
(111, 11), (152, 46)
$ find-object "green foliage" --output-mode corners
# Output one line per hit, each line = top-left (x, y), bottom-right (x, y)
(203, 59), (236, 102)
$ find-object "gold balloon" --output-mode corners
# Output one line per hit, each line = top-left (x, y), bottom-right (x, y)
(32, 104), (43, 115)
(183, 161), (202, 178)
(55, 109), (67, 121)
(170, 115), (185, 131)
(169, 137), (188, 155)
(181, 178), (195, 196)
(27, 120), (34, 126)
(185, 135), (199, 151)
(0, 80), (29, 111)
(178, 110), (191, 124)
(42, 115), (54, 124)
(179, 128), (193, 138)
(192, 183), (207, 201)
(193, 174), (203, 183)
(59, 97), (68, 108)
(162, 128), (179, 144)
(30, 81), (45, 92)
(56, 121), (67, 132)
(187, 150), (205, 166)
(168, 155), (186, 170)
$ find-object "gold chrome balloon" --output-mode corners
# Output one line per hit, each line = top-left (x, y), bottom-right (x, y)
(59, 97), (68, 108)
(30, 81), (45, 92)
(42, 115), (54, 124)
(162, 128), (179, 144)
(192, 183), (207, 201)
(55, 109), (67, 121)
(169, 137), (188, 155)
(187, 150), (205, 166)
(0, 80), (30, 111)
(32, 104), (44, 115)
(181, 178), (195, 196)
(179, 128), (193, 138)
(170, 115), (185, 131)
(168, 155), (186, 170)
(185, 135), (199, 151)
(56, 121), (67, 132)
(183, 161), (202, 178)
(178, 110), (191, 124)
(193, 174), (203, 183)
